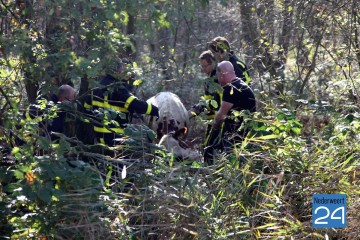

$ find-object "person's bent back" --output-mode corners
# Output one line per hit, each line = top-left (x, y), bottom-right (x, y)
(84, 67), (159, 146)
(204, 61), (256, 164)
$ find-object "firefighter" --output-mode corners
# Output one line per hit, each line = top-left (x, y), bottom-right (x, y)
(84, 59), (159, 146)
(25, 84), (77, 143)
(204, 61), (256, 165)
(191, 50), (223, 157)
(196, 50), (222, 121)
(207, 36), (252, 86)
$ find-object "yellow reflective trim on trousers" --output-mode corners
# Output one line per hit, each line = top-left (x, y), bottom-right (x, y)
(206, 114), (215, 120)
(204, 122), (224, 146)
(94, 126), (125, 134)
(124, 95), (136, 109)
(218, 123), (224, 145)
(100, 138), (106, 145)
(204, 127), (212, 146)
(146, 103), (152, 115)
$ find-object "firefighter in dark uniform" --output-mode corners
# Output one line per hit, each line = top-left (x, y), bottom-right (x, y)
(197, 50), (222, 121)
(207, 36), (251, 86)
(191, 50), (223, 154)
(25, 84), (77, 143)
(204, 61), (256, 165)
(84, 59), (159, 146)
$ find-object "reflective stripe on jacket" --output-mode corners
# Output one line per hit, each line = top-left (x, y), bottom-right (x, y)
(84, 75), (158, 136)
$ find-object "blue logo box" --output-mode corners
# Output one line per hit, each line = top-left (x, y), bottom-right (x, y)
(312, 194), (346, 228)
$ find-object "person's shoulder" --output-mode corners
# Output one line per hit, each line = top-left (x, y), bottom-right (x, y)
(231, 78), (251, 89)
(100, 75), (113, 85)
(222, 83), (233, 92)
(234, 78), (246, 84)
(229, 54), (247, 66)
(228, 54), (239, 62)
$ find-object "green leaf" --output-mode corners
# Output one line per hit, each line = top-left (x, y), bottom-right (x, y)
(191, 161), (201, 168)
(291, 127), (301, 135)
(256, 134), (280, 140)
(75, 57), (91, 70)
(38, 136), (50, 150)
(14, 170), (24, 179)
(120, 10), (129, 24)
(247, 176), (260, 188)
(38, 188), (52, 203)
(210, 100), (218, 109)
(105, 165), (113, 187)
(344, 114), (354, 124)
(11, 147), (20, 155)
(158, 13), (170, 28)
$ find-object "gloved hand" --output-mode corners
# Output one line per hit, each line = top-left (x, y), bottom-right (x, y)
(190, 103), (204, 116)
(151, 105), (160, 120)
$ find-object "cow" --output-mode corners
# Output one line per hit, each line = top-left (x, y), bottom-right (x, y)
(158, 127), (202, 162)
(145, 92), (202, 162)
(146, 92), (190, 140)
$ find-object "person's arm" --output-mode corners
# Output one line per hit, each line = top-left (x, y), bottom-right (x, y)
(128, 97), (159, 117)
(213, 101), (233, 129)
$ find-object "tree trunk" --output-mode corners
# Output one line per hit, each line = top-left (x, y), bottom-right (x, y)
(239, 0), (284, 95)
(126, 14), (137, 61)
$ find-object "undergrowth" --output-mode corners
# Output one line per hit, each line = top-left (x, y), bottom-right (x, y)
(1, 104), (359, 239)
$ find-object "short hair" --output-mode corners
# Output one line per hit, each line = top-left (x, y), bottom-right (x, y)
(58, 84), (76, 101)
(207, 36), (231, 54)
(113, 58), (125, 73)
(199, 50), (215, 64)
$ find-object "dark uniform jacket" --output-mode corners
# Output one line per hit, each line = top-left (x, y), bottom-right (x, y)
(84, 74), (159, 146)
(228, 54), (251, 86)
(26, 99), (73, 142)
(221, 78), (256, 134)
(204, 78), (256, 160)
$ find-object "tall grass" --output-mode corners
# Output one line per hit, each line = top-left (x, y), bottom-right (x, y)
(1, 105), (359, 239)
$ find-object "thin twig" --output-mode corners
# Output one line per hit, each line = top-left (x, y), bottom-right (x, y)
(0, 0), (20, 22)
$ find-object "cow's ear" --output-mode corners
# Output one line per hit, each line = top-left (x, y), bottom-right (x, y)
(174, 127), (187, 139)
